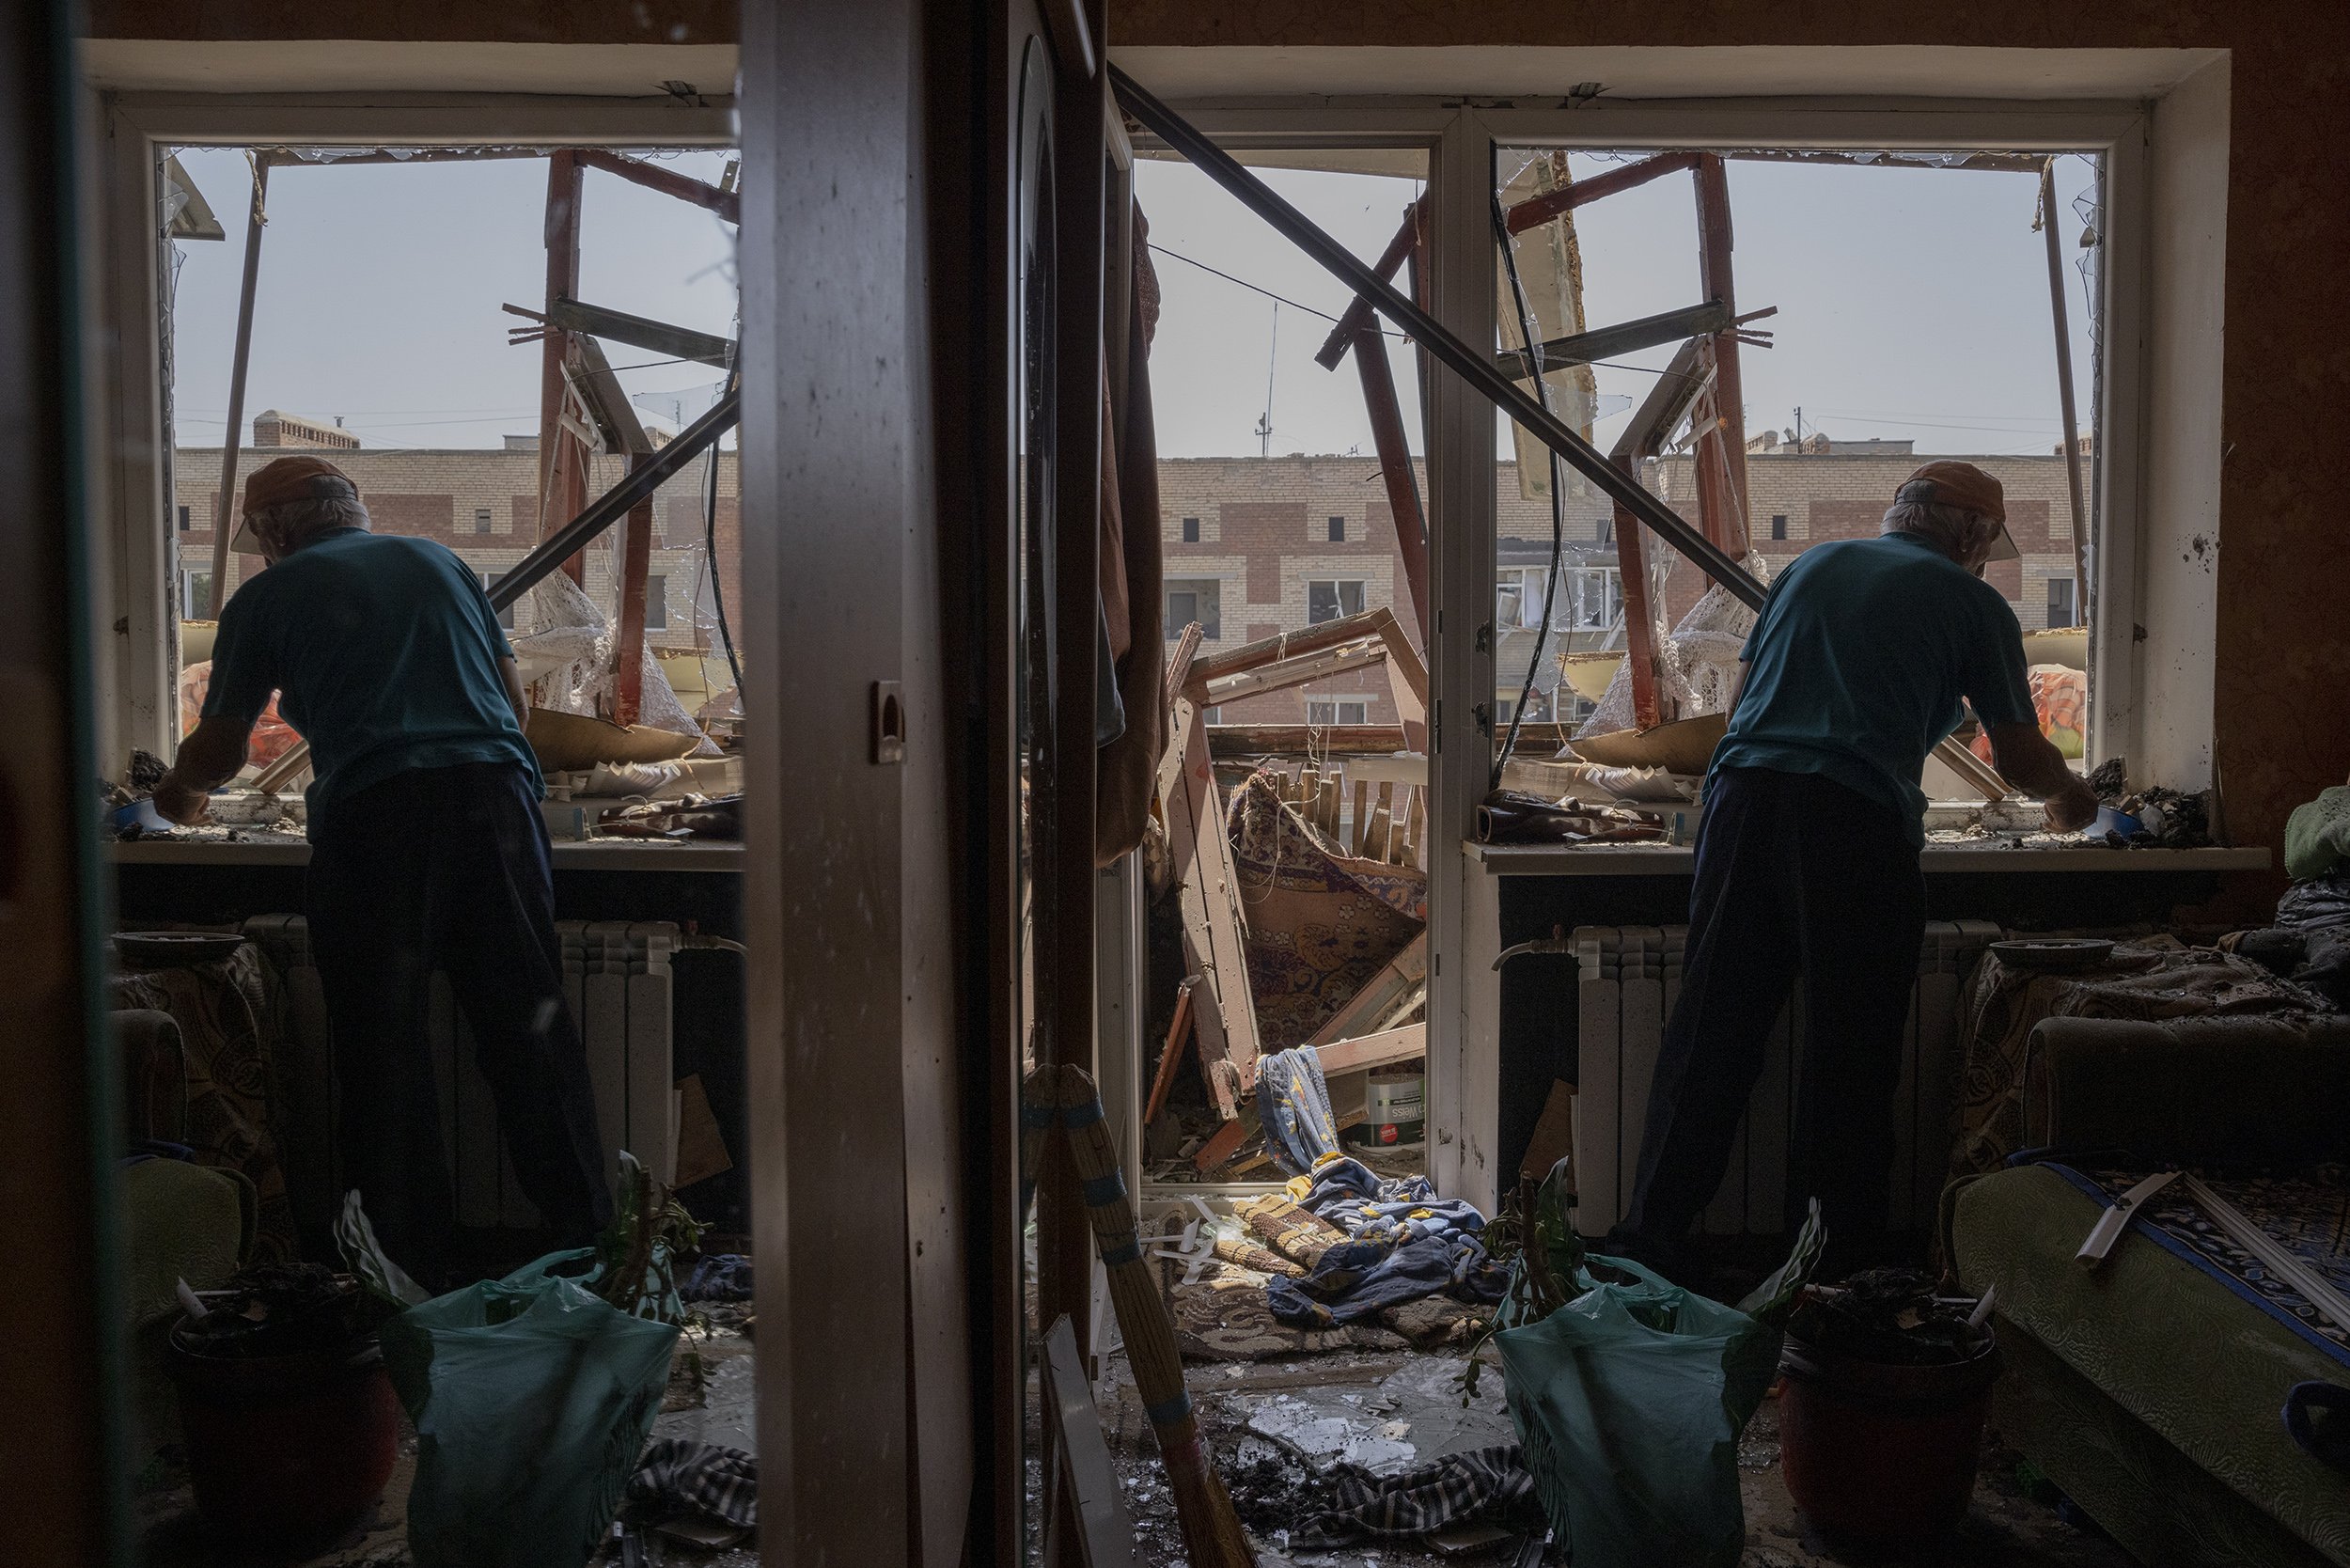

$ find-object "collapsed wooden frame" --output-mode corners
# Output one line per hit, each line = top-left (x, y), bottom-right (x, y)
(1156, 606), (1433, 1150)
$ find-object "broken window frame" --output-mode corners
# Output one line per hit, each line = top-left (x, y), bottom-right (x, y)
(1128, 91), (2161, 1217)
(91, 93), (736, 767)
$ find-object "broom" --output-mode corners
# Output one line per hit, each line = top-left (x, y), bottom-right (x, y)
(1055, 1064), (1259, 1568)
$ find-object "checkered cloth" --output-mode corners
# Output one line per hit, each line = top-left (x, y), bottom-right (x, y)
(629, 1438), (758, 1528)
(1292, 1443), (1534, 1548)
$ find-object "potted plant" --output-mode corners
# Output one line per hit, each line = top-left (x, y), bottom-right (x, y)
(167, 1261), (402, 1548)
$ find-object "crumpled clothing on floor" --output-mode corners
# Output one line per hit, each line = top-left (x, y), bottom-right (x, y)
(1289, 1442), (1536, 1548)
(628, 1437), (757, 1528)
(1257, 1045), (1341, 1176)
(681, 1253), (753, 1302)
(1264, 1155), (1508, 1326)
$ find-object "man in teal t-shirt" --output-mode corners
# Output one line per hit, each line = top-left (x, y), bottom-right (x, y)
(1613, 462), (2097, 1278)
(156, 457), (609, 1269)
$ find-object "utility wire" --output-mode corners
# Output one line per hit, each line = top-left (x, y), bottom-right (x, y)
(1490, 196), (1570, 791)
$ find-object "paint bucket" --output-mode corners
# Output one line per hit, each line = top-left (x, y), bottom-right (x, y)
(1346, 1065), (1425, 1152)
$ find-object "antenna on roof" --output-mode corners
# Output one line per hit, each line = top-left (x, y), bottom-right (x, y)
(1257, 301), (1278, 459)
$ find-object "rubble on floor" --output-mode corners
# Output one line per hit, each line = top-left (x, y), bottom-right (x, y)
(1074, 1343), (2138, 1568)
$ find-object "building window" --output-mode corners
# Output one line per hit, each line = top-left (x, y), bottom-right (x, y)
(645, 574), (668, 631)
(1327, 515), (1346, 542)
(1181, 516), (1200, 542)
(1307, 698), (1370, 726)
(2045, 574), (2077, 630)
(1770, 513), (1788, 541)
(179, 570), (211, 619)
(1496, 568), (1543, 630)
(478, 571), (515, 631)
(1201, 705), (1224, 725)
(474, 507), (494, 535)
(1165, 578), (1221, 640)
(1563, 566), (1623, 630)
(177, 505), (192, 532)
(1308, 578), (1366, 625)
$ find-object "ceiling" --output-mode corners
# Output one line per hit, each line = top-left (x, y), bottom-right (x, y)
(1113, 45), (2226, 104)
(80, 39), (737, 97)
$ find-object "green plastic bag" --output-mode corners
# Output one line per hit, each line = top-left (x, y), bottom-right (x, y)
(1495, 1255), (1781, 1568)
(381, 1251), (680, 1568)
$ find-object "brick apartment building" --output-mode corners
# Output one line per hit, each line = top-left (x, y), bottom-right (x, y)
(1158, 445), (2078, 727)
(171, 424), (2073, 735)
(172, 426), (741, 660)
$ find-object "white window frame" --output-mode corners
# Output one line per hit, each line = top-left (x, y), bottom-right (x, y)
(1155, 67), (2227, 1214)
(1163, 576), (1222, 639)
(1306, 576), (1367, 625)
(89, 92), (734, 768)
(1306, 696), (1372, 727)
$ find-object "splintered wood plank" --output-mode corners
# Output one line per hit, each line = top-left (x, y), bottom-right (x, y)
(1306, 931), (1429, 1049)
(1143, 978), (1195, 1128)
(1313, 1023), (1423, 1076)
(1574, 931), (1622, 1231)
(1168, 691), (1257, 1115)
(1353, 778), (1369, 855)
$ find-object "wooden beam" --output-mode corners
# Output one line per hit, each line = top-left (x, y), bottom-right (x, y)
(1504, 150), (1700, 235)
(1202, 637), (1386, 706)
(574, 147), (740, 226)
(539, 150), (588, 586)
(1165, 687), (1258, 1117)
(1354, 322), (1431, 645)
(611, 451), (656, 727)
(1494, 299), (1731, 383)
(1306, 932), (1428, 1050)
(1142, 979), (1194, 1128)
(547, 294), (738, 370)
(207, 157), (267, 616)
(569, 334), (655, 456)
(1187, 604), (1411, 688)
(1313, 197), (1423, 368)
(1315, 1024), (1424, 1077)
(1207, 723), (1408, 756)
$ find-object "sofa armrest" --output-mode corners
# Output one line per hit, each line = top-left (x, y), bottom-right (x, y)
(2023, 1015), (2350, 1167)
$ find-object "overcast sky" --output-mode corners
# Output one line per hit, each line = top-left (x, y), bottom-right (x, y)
(165, 144), (2097, 461)
(1135, 150), (2100, 461)
(167, 147), (739, 451)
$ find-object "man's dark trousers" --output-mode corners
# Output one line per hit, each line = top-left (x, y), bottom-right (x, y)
(1618, 766), (1926, 1271)
(307, 760), (612, 1264)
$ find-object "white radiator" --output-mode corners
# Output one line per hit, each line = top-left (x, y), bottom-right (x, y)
(1570, 920), (1998, 1237)
(244, 916), (678, 1232)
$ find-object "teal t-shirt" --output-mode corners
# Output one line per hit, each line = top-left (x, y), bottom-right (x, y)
(203, 529), (541, 836)
(1708, 532), (2036, 846)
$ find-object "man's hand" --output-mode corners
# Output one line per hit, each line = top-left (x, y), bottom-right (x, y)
(2044, 777), (2100, 834)
(151, 772), (212, 825)
(1985, 720), (2101, 833)
(155, 712), (261, 823)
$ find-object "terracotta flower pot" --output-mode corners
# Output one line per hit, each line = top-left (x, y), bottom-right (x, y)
(1777, 1327), (2002, 1553)
(168, 1330), (400, 1547)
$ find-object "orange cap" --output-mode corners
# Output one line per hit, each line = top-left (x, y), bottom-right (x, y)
(1900, 460), (2016, 563)
(243, 455), (359, 515)
(234, 457), (359, 556)
(1900, 460), (2005, 523)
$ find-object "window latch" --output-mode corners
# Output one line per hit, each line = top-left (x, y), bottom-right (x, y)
(871, 681), (906, 764)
